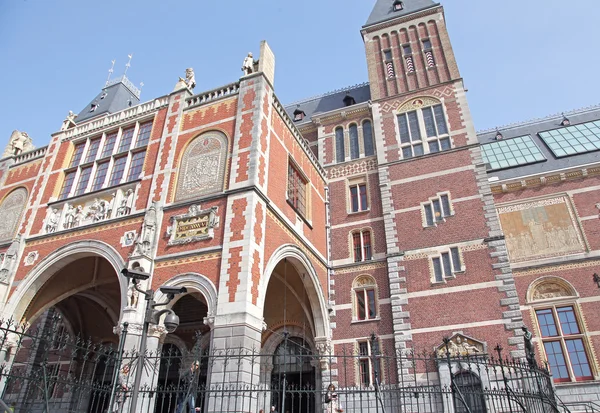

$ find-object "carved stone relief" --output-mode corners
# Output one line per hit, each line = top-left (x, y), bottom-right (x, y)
(0, 236), (21, 284)
(498, 196), (585, 263)
(0, 188), (27, 243)
(2, 130), (35, 158)
(24, 251), (39, 266)
(175, 133), (227, 201)
(436, 333), (485, 358)
(132, 202), (158, 257)
(531, 282), (573, 301)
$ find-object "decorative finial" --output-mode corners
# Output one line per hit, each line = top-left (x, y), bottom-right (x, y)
(140, 82), (144, 92)
(124, 54), (133, 75)
(105, 59), (116, 86)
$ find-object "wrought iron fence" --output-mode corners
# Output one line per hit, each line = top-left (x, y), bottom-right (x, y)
(0, 315), (561, 413)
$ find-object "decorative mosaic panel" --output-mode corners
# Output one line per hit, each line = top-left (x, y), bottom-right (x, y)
(175, 132), (227, 201)
(498, 196), (585, 263)
(0, 188), (27, 242)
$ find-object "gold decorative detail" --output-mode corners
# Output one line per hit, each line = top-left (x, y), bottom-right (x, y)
(532, 282), (572, 300)
(334, 261), (386, 274)
(155, 252), (221, 268)
(397, 97), (441, 113)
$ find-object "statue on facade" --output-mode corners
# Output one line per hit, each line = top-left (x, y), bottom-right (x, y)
(181, 68), (196, 90)
(126, 282), (139, 307)
(107, 193), (116, 218)
(2, 130), (34, 159)
(134, 202), (158, 256)
(0, 236), (21, 284)
(117, 190), (134, 216)
(64, 205), (76, 229)
(522, 326), (536, 367)
(60, 111), (78, 131)
(46, 208), (60, 233)
(242, 52), (254, 75)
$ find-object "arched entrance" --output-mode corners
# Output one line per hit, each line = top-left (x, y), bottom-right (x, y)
(453, 371), (486, 413)
(0, 241), (126, 412)
(260, 248), (329, 413)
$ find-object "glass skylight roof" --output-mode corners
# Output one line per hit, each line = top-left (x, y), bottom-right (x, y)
(539, 120), (600, 158)
(482, 135), (546, 171)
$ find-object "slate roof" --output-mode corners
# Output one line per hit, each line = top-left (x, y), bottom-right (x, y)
(364, 0), (439, 28)
(75, 76), (141, 124)
(284, 83), (371, 126)
(478, 105), (600, 181)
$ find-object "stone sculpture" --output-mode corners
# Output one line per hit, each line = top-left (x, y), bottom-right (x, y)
(2, 130), (34, 158)
(134, 202), (158, 256)
(242, 52), (254, 75)
(46, 208), (60, 233)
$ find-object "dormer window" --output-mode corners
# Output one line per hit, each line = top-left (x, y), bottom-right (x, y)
(495, 129), (503, 140)
(393, 0), (404, 11)
(293, 106), (306, 122)
(560, 114), (570, 126)
(90, 101), (98, 112)
(343, 94), (356, 107)
(100, 91), (108, 100)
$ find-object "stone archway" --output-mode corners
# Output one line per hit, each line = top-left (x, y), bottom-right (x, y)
(3, 239), (127, 324)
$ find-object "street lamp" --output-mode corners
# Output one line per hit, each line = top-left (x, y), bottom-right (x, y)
(121, 267), (187, 413)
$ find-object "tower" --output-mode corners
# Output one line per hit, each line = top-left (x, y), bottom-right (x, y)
(361, 0), (523, 358)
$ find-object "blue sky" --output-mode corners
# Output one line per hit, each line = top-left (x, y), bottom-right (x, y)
(1, 0), (599, 152)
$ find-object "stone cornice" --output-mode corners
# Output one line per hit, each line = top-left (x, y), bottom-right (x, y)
(490, 164), (600, 194)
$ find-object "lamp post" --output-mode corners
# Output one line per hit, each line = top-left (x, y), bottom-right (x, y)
(121, 267), (187, 413)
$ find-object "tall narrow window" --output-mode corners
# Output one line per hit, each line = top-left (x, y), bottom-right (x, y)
(117, 127), (135, 153)
(335, 127), (345, 163)
(349, 124), (359, 159)
(287, 162), (308, 218)
(74, 167), (92, 196)
(383, 49), (395, 78)
(403, 44), (415, 73)
(353, 275), (378, 321)
(357, 340), (381, 387)
(535, 306), (593, 382)
(91, 162), (109, 191)
(398, 111), (423, 158)
(135, 122), (153, 148)
(85, 139), (101, 163)
(70, 143), (86, 168)
(59, 171), (76, 199)
(353, 230), (372, 262)
(127, 151), (146, 181)
(423, 39), (435, 68)
(101, 132), (118, 158)
(363, 121), (374, 156)
(108, 157), (127, 187)
(349, 182), (368, 212)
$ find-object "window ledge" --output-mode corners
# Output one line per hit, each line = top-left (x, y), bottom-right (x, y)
(351, 317), (381, 324)
(286, 199), (313, 229)
(348, 208), (370, 216)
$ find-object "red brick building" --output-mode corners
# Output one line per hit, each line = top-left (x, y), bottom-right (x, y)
(0, 0), (598, 410)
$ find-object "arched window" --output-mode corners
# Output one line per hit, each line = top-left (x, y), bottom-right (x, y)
(176, 132), (228, 201)
(363, 120), (374, 156)
(528, 278), (593, 382)
(0, 188), (27, 243)
(335, 127), (345, 163)
(349, 124), (359, 160)
(396, 97), (450, 159)
(453, 371), (486, 413)
(352, 275), (378, 321)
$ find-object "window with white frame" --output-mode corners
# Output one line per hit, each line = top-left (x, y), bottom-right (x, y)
(335, 121), (375, 164)
(357, 340), (382, 387)
(353, 275), (378, 321)
(349, 179), (368, 213)
(352, 230), (372, 262)
(58, 121), (152, 200)
(431, 247), (462, 283)
(423, 192), (453, 226)
(397, 103), (450, 159)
